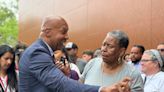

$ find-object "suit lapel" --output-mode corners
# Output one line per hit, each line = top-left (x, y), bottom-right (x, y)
(37, 39), (55, 60)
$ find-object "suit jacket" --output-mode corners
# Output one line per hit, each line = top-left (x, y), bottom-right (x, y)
(18, 39), (99, 92)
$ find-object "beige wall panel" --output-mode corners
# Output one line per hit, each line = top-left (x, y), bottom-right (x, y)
(88, 0), (152, 52)
(52, 0), (90, 54)
(19, 0), (164, 55)
(61, 6), (89, 55)
(19, 0), (54, 44)
(54, 0), (87, 15)
(19, 18), (41, 44)
(151, 0), (164, 48)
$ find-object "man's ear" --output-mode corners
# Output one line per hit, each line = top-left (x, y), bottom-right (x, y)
(44, 28), (51, 37)
(41, 26), (45, 32)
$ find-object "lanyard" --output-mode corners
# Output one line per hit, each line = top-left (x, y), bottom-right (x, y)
(0, 76), (8, 92)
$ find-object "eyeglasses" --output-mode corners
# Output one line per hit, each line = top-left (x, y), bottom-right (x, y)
(140, 59), (154, 62)
(158, 49), (164, 52)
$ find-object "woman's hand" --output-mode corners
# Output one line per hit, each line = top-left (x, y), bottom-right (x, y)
(101, 77), (131, 92)
(55, 59), (71, 76)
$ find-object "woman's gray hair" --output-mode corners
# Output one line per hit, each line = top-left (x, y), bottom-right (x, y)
(144, 49), (164, 68)
(107, 29), (129, 49)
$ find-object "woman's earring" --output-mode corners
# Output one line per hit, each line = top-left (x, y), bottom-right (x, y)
(118, 57), (122, 64)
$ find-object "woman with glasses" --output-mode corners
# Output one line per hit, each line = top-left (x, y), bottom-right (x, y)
(140, 49), (164, 92)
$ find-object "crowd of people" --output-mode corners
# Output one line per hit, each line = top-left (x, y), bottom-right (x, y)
(0, 16), (164, 92)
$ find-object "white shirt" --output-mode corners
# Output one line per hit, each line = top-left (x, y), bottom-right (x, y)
(0, 76), (15, 92)
(70, 63), (81, 77)
(144, 71), (164, 92)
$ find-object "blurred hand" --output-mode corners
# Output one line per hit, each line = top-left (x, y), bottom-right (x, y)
(101, 77), (131, 92)
(55, 59), (71, 76)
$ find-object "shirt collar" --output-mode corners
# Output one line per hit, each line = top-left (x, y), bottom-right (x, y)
(42, 39), (54, 57)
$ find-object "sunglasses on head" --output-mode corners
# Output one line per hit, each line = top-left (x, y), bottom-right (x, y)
(66, 48), (72, 51)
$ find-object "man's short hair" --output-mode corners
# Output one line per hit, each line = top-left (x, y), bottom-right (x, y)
(133, 45), (145, 54)
(82, 50), (94, 57)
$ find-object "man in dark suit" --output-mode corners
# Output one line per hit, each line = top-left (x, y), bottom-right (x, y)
(19, 16), (131, 92)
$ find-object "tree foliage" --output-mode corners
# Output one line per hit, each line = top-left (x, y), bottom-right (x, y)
(0, 0), (18, 46)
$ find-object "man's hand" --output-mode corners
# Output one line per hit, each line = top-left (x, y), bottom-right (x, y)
(101, 77), (131, 92)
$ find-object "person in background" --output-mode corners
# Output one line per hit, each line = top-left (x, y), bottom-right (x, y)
(130, 45), (145, 70)
(157, 42), (164, 71)
(78, 50), (94, 73)
(65, 42), (86, 74)
(54, 49), (79, 80)
(19, 16), (131, 92)
(157, 43), (164, 57)
(140, 49), (164, 92)
(93, 48), (102, 58)
(82, 50), (94, 62)
(65, 42), (78, 64)
(0, 45), (18, 92)
(64, 42), (81, 76)
(14, 41), (27, 70)
(80, 30), (143, 92)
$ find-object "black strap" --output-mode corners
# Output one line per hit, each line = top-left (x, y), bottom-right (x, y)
(143, 76), (147, 85)
(0, 84), (4, 92)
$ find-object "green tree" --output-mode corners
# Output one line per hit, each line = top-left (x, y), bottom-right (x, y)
(0, 0), (18, 46)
